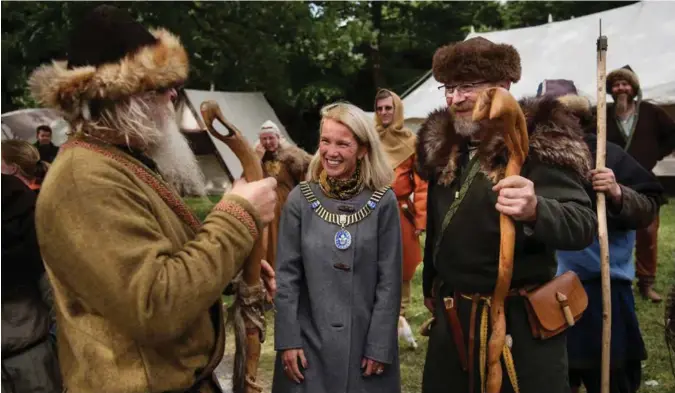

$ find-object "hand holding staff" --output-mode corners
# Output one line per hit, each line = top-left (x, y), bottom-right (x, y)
(595, 21), (612, 393)
(201, 100), (270, 393)
(472, 87), (529, 393)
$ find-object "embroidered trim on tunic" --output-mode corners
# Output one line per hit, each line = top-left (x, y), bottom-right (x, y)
(214, 200), (259, 239)
(299, 181), (390, 227)
(61, 140), (202, 232)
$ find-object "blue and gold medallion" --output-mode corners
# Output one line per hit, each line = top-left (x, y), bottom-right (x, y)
(334, 215), (352, 250)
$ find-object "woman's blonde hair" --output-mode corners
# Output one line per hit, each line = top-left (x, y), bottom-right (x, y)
(1, 139), (50, 184)
(307, 102), (394, 190)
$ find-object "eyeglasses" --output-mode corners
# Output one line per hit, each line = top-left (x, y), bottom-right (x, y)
(438, 81), (489, 96)
(376, 105), (393, 113)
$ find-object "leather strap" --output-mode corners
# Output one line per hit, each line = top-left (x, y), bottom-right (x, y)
(468, 294), (479, 393)
(443, 294), (468, 371)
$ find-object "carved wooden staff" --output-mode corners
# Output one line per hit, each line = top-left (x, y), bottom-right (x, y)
(200, 100), (268, 393)
(596, 21), (612, 393)
(472, 87), (529, 393)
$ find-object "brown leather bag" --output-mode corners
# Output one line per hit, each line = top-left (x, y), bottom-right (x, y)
(520, 271), (588, 339)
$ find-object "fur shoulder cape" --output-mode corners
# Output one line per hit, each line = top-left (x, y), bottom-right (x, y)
(263, 144), (312, 182)
(416, 96), (591, 185)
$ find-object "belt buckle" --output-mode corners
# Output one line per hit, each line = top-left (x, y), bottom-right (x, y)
(443, 296), (454, 309)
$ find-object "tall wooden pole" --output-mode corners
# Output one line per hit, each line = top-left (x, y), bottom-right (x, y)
(596, 20), (611, 393)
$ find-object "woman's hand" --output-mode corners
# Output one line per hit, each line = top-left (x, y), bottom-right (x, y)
(361, 357), (385, 376)
(282, 349), (307, 383)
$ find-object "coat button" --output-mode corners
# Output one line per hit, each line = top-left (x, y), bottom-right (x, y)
(333, 263), (351, 272)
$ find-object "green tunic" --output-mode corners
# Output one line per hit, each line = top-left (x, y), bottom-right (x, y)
(416, 97), (597, 393)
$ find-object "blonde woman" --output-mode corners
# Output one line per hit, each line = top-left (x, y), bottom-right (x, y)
(1, 139), (50, 193)
(2, 139), (61, 393)
(272, 103), (402, 393)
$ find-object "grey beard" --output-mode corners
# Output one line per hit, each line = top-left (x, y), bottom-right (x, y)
(454, 118), (480, 137)
(148, 106), (206, 196)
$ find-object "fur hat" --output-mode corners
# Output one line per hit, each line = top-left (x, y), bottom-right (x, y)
(606, 65), (640, 94)
(28, 5), (188, 118)
(259, 120), (281, 136)
(536, 79), (592, 125)
(432, 37), (521, 85)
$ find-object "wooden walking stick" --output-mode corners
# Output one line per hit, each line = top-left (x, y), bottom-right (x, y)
(596, 21), (612, 393)
(200, 100), (268, 393)
(472, 87), (529, 393)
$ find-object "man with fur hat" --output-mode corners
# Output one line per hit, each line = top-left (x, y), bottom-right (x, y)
(374, 88), (427, 348)
(255, 120), (312, 269)
(603, 65), (675, 302)
(28, 5), (278, 393)
(538, 79), (666, 393)
(417, 37), (597, 393)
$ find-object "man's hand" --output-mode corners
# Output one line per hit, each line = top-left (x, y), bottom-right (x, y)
(229, 177), (277, 224)
(492, 175), (538, 222)
(282, 349), (307, 383)
(361, 357), (386, 377)
(424, 297), (435, 314)
(261, 259), (276, 302)
(590, 168), (622, 205)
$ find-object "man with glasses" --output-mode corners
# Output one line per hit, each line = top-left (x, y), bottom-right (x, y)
(373, 89), (427, 349)
(416, 37), (597, 393)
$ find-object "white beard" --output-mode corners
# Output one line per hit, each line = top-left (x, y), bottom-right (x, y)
(454, 117), (480, 137)
(147, 104), (206, 196)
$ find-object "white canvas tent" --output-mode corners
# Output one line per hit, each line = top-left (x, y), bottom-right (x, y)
(402, 1), (675, 128)
(2, 90), (291, 195)
(1, 108), (69, 144)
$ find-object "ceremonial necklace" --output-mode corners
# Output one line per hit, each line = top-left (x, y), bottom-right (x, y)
(299, 181), (390, 250)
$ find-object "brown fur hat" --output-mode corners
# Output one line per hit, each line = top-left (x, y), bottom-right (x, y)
(432, 37), (521, 85)
(606, 65), (640, 94)
(28, 5), (188, 119)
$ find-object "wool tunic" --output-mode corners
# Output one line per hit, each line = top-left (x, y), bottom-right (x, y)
(273, 182), (402, 393)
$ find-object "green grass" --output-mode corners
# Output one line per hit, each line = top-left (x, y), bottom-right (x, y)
(188, 199), (675, 392)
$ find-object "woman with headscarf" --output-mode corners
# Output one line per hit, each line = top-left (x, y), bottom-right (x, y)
(272, 102), (402, 393)
(255, 120), (312, 269)
(374, 89), (428, 333)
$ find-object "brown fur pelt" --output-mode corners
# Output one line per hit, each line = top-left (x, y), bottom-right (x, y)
(432, 37), (521, 85)
(29, 29), (188, 120)
(276, 144), (313, 182)
(416, 95), (591, 186)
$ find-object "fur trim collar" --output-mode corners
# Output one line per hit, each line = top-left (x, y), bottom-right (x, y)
(416, 96), (591, 185)
(29, 29), (188, 119)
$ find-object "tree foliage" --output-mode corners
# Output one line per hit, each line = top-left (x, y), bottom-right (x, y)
(2, 1), (634, 150)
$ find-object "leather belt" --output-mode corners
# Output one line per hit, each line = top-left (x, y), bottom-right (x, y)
(442, 294), (468, 371)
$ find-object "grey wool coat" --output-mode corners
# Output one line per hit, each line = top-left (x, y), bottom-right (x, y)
(272, 182), (403, 393)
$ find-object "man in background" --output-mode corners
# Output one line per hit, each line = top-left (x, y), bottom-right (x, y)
(33, 125), (59, 163)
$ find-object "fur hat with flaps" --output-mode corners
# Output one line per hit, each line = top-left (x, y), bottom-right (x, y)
(606, 65), (640, 94)
(29, 5), (189, 119)
(432, 37), (521, 85)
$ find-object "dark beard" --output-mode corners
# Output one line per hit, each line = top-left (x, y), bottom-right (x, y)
(613, 93), (634, 115)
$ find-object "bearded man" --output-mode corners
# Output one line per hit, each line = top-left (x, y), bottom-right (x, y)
(417, 37), (597, 393)
(28, 6), (277, 393)
(603, 65), (675, 302)
(374, 89), (427, 345)
(255, 120), (311, 269)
